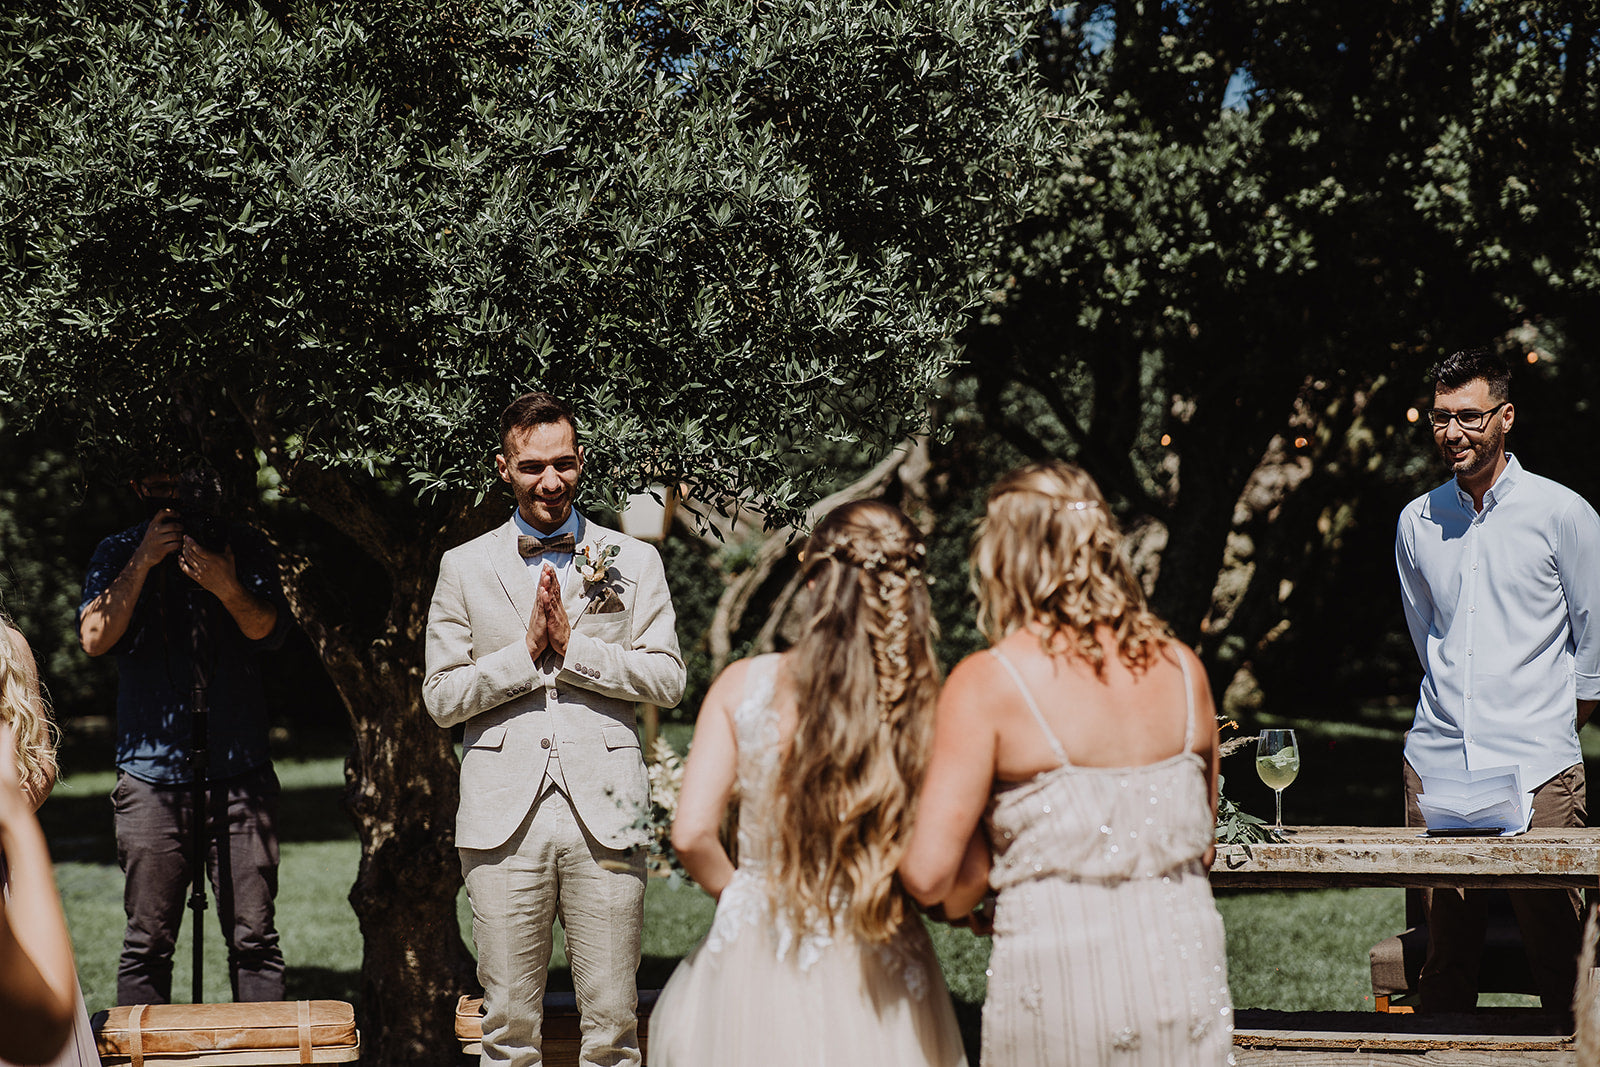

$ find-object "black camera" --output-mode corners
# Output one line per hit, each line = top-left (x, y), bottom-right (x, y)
(144, 470), (230, 553)
(177, 470), (229, 553)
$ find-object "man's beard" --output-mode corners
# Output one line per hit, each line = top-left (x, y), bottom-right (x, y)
(1441, 425), (1505, 480)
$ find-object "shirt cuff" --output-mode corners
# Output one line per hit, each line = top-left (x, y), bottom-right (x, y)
(1575, 672), (1600, 702)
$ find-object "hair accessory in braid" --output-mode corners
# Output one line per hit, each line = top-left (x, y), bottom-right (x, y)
(805, 538), (926, 719)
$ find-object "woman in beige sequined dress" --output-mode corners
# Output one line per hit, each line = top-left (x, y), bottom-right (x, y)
(650, 501), (968, 1067)
(902, 462), (1233, 1066)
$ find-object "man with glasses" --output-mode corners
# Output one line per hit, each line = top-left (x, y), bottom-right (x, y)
(1395, 347), (1600, 1012)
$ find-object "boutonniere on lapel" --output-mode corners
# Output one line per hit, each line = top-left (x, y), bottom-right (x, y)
(577, 542), (627, 616)
(577, 542), (620, 585)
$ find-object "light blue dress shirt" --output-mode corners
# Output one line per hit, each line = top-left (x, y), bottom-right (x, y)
(513, 507), (580, 591)
(1396, 454), (1600, 789)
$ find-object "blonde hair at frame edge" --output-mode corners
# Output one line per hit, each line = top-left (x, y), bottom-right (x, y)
(769, 500), (941, 945)
(0, 602), (59, 808)
(971, 461), (1171, 675)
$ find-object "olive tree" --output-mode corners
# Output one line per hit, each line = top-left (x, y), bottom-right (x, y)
(0, 2), (1086, 1059)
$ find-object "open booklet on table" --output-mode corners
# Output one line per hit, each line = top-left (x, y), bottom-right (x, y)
(1416, 765), (1534, 837)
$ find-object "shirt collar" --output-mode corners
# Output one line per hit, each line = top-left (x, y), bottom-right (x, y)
(1455, 452), (1521, 511)
(512, 507), (581, 542)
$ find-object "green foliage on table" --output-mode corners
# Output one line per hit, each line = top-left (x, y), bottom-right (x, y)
(1215, 776), (1275, 847)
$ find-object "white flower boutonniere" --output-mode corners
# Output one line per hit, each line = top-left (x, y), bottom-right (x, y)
(578, 542), (621, 585)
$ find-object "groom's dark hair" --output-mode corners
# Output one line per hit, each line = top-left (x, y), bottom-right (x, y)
(500, 390), (579, 449)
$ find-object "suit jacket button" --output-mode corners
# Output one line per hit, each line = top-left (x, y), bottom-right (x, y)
(541, 737), (551, 749)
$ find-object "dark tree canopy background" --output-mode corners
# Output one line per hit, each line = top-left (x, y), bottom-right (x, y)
(948, 0), (1600, 710)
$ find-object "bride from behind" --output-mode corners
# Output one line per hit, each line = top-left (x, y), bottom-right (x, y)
(650, 500), (967, 1067)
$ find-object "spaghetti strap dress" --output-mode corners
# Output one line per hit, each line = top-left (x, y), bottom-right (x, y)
(980, 649), (1233, 1066)
(649, 654), (968, 1067)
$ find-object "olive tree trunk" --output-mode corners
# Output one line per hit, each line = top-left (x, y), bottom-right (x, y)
(251, 415), (492, 1065)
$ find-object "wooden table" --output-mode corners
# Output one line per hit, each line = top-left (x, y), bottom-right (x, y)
(1210, 826), (1600, 1064)
(1212, 825), (1600, 890)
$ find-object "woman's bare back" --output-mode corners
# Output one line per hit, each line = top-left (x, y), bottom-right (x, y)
(986, 627), (1200, 782)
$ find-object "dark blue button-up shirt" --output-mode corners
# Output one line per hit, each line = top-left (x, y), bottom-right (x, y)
(79, 520), (291, 784)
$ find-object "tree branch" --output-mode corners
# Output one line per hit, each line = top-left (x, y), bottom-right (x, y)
(706, 439), (921, 674)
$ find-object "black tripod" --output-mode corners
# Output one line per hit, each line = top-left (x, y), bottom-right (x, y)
(184, 579), (231, 1004)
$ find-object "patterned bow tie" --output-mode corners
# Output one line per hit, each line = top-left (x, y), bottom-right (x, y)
(518, 533), (577, 559)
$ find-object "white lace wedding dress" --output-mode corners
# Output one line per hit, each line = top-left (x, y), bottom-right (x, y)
(649, 654), (967, 1066)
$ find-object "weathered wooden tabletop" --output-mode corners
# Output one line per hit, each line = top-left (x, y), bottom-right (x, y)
(1210, 826), (1600, 890)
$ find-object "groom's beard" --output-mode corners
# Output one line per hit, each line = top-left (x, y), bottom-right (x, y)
(519, 486), (576, 531)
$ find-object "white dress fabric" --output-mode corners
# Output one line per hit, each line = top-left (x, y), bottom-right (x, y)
(650, 654), (967, 1066)
(981, 649), (1233, 1067)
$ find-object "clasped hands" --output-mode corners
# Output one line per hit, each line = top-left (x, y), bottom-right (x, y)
(525, 564), (571, 660)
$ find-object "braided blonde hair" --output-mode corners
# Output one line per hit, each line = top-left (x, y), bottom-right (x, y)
(771, 500), (939, 943)
(974, 461), (1170, 674)
(1, 613), (58, 804)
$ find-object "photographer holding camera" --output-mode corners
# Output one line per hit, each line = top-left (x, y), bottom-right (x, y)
(78, 470), (291, 1006)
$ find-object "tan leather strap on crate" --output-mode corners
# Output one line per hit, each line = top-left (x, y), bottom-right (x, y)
(298, 999), (312, 1063)
(127, 1003), (146, 1067)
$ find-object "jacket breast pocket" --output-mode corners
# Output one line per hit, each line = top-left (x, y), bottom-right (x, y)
(602, 724), (641, 752)
(576, 612), (629, 644)
(464, 724), (508, 752)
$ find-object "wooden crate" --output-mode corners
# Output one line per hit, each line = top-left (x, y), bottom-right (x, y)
(456, 989), (659, 1065)
(94, 1001), (359, 1066)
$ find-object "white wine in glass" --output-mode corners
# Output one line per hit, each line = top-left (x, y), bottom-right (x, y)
(1255, 729), (1300, 832)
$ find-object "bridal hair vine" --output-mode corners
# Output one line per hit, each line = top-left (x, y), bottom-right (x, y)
(801, 540), (926, 580)
(804, 539), (924, 715)
(1058, 500), (1100, 511)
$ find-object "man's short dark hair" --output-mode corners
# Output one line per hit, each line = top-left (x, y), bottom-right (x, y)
(1432, 348), (1512, 402)
(499, 391), (578, 450)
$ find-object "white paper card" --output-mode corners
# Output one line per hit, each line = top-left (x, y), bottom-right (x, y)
(1416, 765), (1533, 836)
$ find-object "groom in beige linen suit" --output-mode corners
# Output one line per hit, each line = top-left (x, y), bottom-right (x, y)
(424, 390), (685, 1067)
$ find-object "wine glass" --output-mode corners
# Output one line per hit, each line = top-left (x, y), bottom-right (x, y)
(1255, 729), (1300, 834)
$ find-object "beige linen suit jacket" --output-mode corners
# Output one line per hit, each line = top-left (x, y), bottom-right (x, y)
(423, 513), (685, 852)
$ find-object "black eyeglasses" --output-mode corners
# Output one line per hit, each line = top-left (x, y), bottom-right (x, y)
(1425, 402), (1507, 431)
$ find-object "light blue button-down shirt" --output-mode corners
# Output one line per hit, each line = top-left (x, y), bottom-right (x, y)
(1397, 454), (1600, 789)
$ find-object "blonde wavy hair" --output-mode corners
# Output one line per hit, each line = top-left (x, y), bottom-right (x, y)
(1, 611), (58, 804)
(974, 461), (1170, 674)
(770, 500), (940, 944)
